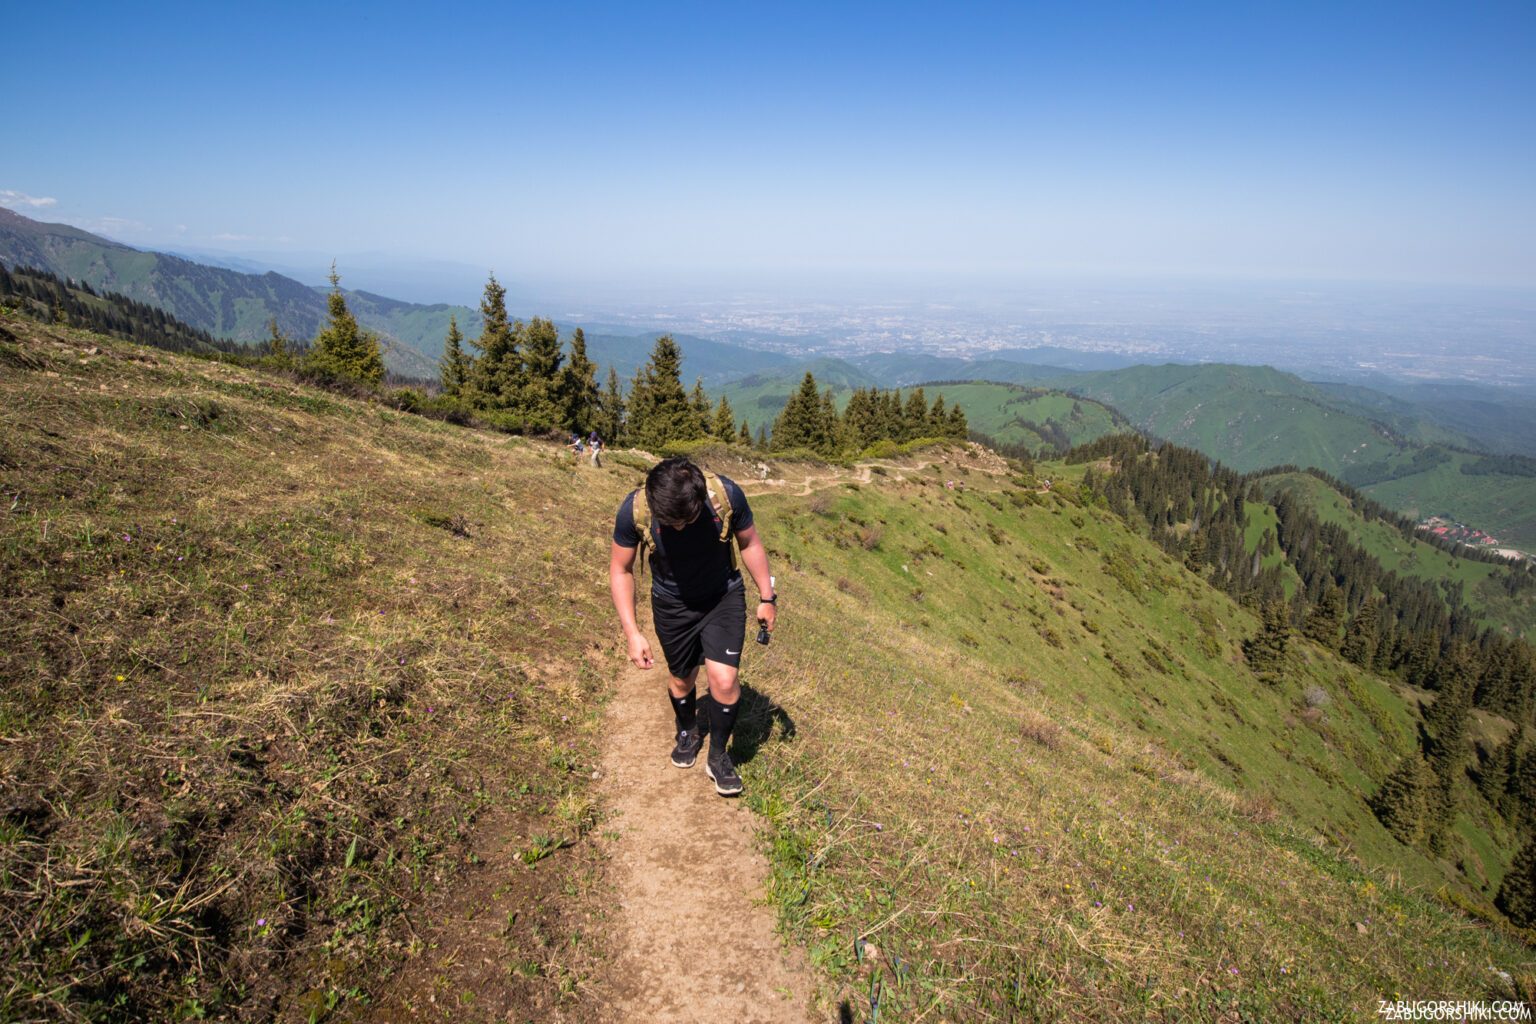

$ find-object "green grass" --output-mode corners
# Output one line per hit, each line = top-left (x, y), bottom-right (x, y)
(1259, 471), (1536, 639)
(726, 462), (1531, 1019)
(3, 312), (1531, 1022)
(902, 381), (1130, 452)
(1357, 450), (1536, 552)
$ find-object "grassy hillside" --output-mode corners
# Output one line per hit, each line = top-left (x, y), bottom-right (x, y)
(2, 315), (1531, 1020)
(717, 358), (883, 431)
(1054, 363), (1474, 474)
(913, 381), (1130, 452)
(0, 313), (624, 1021)
(732, 458), (1531, 1019)
(1259, 471), (1536, 638)
(1352, 450), (1536, 552)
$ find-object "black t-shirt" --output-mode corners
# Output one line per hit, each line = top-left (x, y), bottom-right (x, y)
(613, 476), (754, 605)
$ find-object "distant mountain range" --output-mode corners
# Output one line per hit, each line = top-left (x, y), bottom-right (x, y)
(0, 208), (796, 386)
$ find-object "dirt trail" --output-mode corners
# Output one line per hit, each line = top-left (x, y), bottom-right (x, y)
(592, 658), (816, 1022)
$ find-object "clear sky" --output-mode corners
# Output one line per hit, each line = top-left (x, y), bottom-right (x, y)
(4, 1), (1534, 290)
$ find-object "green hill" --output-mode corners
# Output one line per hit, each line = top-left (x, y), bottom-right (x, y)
(1, 314), (1531, 1020)
(1350, 450), (1536, 552)
(913, 381), (1130, 452)
(1051, 363), (1475, 473)
(1257, 471), (1536, 639)
(717, 358), (883, 431)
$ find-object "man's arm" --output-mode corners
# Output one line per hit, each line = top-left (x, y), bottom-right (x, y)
(609, 541), (654, 668)
(734, 524), (777, 631)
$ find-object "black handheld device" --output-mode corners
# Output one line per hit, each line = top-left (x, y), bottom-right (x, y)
(755, 621), (771, 646)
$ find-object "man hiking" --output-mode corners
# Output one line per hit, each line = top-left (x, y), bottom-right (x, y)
(609, 457), (778, 796)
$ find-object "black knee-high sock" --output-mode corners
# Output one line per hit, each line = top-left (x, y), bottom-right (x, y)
(709, 697), (739, 754)
(668, 689), (697, 733)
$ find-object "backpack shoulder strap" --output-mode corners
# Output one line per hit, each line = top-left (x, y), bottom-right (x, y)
(629, 487), (651, 575)
(702, 471), (733, 541)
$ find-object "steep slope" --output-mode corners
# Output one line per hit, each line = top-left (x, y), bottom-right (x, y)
(1258, 470), (1536, 637)
(2, 315), (1530, 1021)
(0, 208), (436, 377)
(910, 381), (1130, 452)
(1053, 363), (1476, 473)
(0, 313), (623, 1021)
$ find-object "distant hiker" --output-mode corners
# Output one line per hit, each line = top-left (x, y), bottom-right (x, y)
(588, 432), (603, 467)
(609, 456), (778, 796)
(568, 434), (585, 460)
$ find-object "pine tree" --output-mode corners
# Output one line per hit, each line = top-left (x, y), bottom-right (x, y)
(946, 402), (968, 439)
(819, 388), (843, 454)
(773, 372), (825, 453)
(470, 273), (522, 408)
(307, 265), (383, 386)
(517, 317), (564, 428)
(596, 367), (626, 444)
(690, 379), (712, 438)
(1242, 600), (1291, 681)
(440, 315), (469, 397)
(1496, 839), (1536, 927)
(903, 387), (929, 442)
(1476, 724), (1521, 815)
(558, 326), (599, 433)
(626, 335), (700, 449)
(1340, 598), (1380, 668)
(1302, 584), (1346, 648)
(266, 318), (293, 368)
(712, 396), (738, 442)
(1370, 754), (1435, 845)
(738, 419), (752, 445)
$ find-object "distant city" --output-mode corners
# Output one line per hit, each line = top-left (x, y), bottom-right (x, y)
(541, 279), (1536, 387)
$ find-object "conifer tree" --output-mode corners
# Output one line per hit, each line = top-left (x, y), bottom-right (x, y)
(928, 394), (948, 436)
(1303, 585), (1346, 648)
(440, 315), (469, 397)
(596, 366), (626, 444)
(558, 326), (599, 433)
(1495, 839), (1536, 927)
(739, 419), (752, 445)
(773, 372), (827, 453)
(266, 318), (293, 368)
(1340, 598), (1381, 668)
(1476, 724), (1521, 815)
(690, 379), (712, 437)
(819, 388), (844, 454)
(516, 317), (565, 427)
(470, 273), (522, 407)
(946, 402), (968, 438)
(755, 424), (769, 451)
(712, 396), (737, 442)
(1370, 754), (1435, 845)
(903, 387), (929, 442)
(626, 335), (700, 449)
(307, 266), (384, 386)
(1242, 600), (1291, 681)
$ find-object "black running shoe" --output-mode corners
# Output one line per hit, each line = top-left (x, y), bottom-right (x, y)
(705, 749), (743, 796)
(670, 728), (703, 769)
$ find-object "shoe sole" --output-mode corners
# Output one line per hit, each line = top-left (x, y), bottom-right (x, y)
(671, 752), (698, 769)
(704, 761), (743, 796)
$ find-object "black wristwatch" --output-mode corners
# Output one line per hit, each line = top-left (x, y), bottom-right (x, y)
(760, 594), (778, 604)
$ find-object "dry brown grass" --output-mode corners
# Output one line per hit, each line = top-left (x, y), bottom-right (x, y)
(0, 318), (633, 1021)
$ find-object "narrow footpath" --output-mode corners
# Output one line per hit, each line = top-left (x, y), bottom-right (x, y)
(592, 658), (816, 1022)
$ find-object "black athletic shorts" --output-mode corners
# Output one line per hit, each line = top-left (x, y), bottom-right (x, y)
(652, 576), (747, 678)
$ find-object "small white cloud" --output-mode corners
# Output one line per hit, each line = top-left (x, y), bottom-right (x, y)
(0, 189), (59, 209)
(212, 232), (255, 241)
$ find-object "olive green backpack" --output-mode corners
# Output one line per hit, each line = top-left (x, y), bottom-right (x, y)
(630, 471), (736, 574)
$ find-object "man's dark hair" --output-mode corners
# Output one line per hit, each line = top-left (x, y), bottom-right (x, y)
(646, 457), (707, 527)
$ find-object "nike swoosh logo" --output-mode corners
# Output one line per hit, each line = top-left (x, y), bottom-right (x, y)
(725, 649), (739, 656)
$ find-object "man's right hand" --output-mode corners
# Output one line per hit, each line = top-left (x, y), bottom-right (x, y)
(626, 632), (654, 670)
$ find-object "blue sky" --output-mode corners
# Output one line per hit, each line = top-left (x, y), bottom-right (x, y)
(3, 1), (1533, 290)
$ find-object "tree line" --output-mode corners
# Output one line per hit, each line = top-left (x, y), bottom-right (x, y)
(434, 274), (968, 454)
(0, 263), (235, 355)
(1070, 432), (1536, 922)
